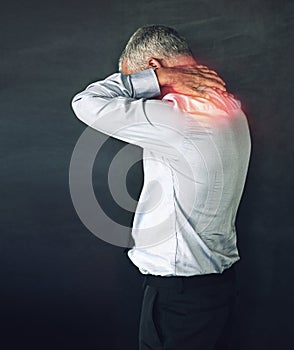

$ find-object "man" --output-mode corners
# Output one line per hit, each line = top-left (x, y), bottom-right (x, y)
(71, 25), (251, 350)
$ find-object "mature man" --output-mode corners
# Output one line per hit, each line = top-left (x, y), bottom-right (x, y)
(71, 25), (251, 350)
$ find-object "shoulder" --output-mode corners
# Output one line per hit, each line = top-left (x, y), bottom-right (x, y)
(162, 90), (241, 114)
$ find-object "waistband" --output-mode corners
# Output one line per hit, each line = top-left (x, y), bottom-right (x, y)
(142, 265), (236, 292)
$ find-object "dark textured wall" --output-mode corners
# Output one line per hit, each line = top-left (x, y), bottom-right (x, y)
(1, 0), (293, 349)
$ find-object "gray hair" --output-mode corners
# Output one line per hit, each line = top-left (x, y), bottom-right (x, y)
(118, 24), (194, 73)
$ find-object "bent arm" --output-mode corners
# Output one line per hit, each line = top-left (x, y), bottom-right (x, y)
(71, 69), (186, 159)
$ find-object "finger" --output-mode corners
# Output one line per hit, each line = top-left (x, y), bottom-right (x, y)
(196, 65), (220, 76)
(197, 91), (211, 100)
(195, 66), (226, 83)
(196, 65), (208, 69)
(195, 70), (226, 85)
(209, 87), (235, 99)
(200, 72), (226, 86)
(200, 78), (227, 91)
(184, 65), (223, 82)
(190, 88), (211, 100)
(197, 65), (217, 73)
(206, 70), (218, 76)
(197, 68), (220, 78)
(212, 87), (225, 95)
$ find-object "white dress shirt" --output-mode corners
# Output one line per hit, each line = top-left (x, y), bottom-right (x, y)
(71, 68), (251, 276)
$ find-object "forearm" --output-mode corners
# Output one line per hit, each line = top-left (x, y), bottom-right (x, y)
(71, 69), (184, 159)
(72, 68), (160, 106)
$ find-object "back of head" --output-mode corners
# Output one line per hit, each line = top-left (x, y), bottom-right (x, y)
(118, 24), (194, 73)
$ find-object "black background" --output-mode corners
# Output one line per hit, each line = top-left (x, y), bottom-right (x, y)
(1, 0), (293, 349)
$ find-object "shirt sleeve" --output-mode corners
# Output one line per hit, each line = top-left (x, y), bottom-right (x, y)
(71, 68), (186, 160)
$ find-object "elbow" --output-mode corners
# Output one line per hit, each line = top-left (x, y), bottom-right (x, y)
(71, 95), (86, 124)
(71, 94), (100, 128)
(71, 92), (109, 128)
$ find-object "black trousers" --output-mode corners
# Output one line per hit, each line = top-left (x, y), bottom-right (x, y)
(138, 265), (238, 350)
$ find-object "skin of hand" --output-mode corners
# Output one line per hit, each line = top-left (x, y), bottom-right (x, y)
(121, 57), (234, 100)
(155, 65), (234, 100)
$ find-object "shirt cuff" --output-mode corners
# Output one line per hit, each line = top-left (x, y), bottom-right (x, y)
(130, 68), (161, 99)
